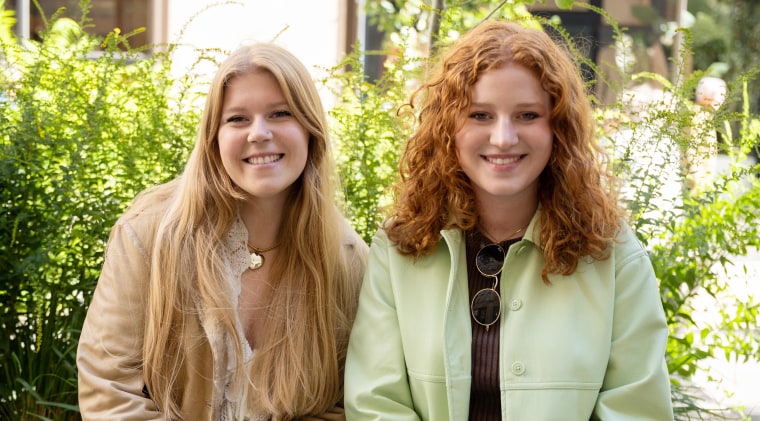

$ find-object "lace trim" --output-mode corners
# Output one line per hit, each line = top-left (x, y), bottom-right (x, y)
(224, 215), (255, 356)
(218, 214), (257, 418)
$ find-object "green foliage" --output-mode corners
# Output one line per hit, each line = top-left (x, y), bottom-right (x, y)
(690, 10), (731, 74)
(363, 0), (543, 58)
(0, 3), (200, 419)
(324, 43), (419, 243)
(364, 0), (569, 34)
(718, 0), (760, 114)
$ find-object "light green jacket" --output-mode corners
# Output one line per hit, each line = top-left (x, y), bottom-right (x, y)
(344, 213), (674, 420)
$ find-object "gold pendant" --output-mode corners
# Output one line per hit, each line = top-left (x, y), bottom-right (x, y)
(250, 252), (264, 270)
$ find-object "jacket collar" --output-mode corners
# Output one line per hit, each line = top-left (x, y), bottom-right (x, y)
(440, 206), (542, 248)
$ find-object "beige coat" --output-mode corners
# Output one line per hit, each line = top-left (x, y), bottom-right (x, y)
(77, 199), (367, 420)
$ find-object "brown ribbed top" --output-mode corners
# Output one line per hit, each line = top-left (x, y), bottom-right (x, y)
(465, 230), (520, 421)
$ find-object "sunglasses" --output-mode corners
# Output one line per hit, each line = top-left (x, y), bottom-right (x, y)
(471, 243), (505, 331)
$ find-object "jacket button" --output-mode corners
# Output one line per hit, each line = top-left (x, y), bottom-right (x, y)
(511, 362), (526, 375)
(509, 298), (522, 311)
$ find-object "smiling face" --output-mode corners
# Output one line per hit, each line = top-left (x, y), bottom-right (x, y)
(217, 70), (309, 204)
(455, 62), (553, 209)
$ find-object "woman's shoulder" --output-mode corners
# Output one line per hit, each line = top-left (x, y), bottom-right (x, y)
(115, 179), (178, 241)
(611, 219), (650, 262)
(339, 217), (369, 257)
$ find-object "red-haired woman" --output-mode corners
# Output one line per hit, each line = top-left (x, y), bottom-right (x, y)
(344, 20), (673, 420)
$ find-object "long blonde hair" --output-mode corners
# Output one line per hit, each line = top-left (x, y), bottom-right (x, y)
(137, 43), (363, 419)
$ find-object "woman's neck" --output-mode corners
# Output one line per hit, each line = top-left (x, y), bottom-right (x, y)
(476, 196), (538, 243)
(239, 197), (285, 247)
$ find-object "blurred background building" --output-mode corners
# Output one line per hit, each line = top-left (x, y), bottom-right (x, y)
(2, 0), (681, 94)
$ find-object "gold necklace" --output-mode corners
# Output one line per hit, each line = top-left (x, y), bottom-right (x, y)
(480, 224), (528, 243)
(247, 242), (279, 270)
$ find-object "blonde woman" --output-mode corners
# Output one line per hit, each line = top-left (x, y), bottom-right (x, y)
(77, 43), (367, 420)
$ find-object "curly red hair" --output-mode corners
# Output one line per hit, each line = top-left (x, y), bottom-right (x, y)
(385, 20), (623, 282)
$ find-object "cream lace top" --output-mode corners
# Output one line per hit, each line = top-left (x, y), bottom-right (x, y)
(215, 216), (269, 420)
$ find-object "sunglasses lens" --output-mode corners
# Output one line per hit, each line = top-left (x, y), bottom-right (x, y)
(476, 244), (504, 277)
(471, 288), (501, 326)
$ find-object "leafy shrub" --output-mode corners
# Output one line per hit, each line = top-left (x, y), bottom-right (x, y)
(325, 41), (419, 243)
(0, 5), (201, 419)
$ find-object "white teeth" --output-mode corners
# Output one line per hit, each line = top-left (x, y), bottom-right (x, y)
(486, 156), (520, 165)
(247, 154), (282, 165)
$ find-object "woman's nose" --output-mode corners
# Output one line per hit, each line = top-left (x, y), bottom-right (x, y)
(491, 118), (518, 147)
(247, 118), (272, 142)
